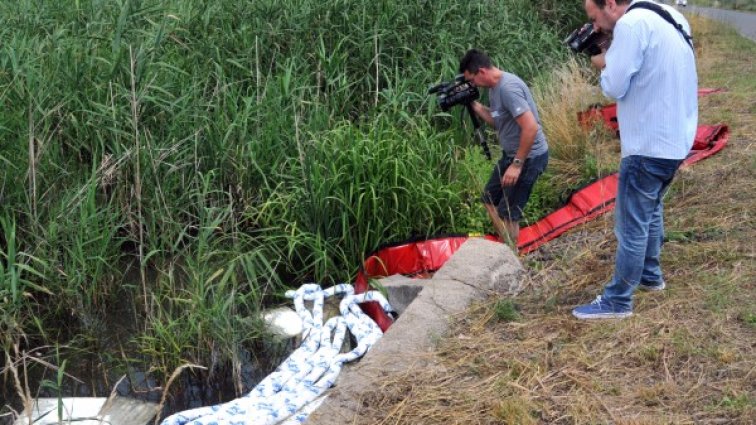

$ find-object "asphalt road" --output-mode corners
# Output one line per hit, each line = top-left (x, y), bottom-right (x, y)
(685, 6), (756, 42)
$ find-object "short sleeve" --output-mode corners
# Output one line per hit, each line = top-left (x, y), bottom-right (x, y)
(498, 84), (531, 118)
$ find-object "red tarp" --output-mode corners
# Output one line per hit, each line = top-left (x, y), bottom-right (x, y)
(577, 88), (725, 134)
(684, 124), (729, 166)
(354, 235), (498, 331)
(356, 90), (730, 332)
(516, 124), (729, 255)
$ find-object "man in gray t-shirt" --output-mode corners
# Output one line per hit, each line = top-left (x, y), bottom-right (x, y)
(459, 49), (549, 247)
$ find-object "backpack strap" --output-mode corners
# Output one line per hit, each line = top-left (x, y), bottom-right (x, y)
(627, 1), (694, 50)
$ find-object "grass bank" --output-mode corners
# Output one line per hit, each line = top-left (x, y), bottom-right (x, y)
(357, 14), (756, 425)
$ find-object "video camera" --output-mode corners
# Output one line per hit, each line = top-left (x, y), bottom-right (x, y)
(428, 74), (479, 112)
(428, 74), (490, 160)
(564, 23), (610, 56)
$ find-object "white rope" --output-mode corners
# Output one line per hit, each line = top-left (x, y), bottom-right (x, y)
(160, 283), (392, 425)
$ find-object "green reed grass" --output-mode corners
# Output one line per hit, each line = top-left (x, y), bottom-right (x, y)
(0, 0), (585, 402)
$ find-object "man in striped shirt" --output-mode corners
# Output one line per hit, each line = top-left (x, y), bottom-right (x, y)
(572, 0), (698, 319)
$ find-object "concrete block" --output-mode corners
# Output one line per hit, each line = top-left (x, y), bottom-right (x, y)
(375, 274), (424, 316)
(305, 238), (524, 425)
(433, 238), (523, 296)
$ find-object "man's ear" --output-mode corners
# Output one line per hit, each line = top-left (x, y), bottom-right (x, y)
(479, 67), (495, 84)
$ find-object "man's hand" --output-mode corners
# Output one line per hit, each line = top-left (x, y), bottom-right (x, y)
(471, 101), (485, 115)
(591, 52), (606, 69)
(501, 165), (522, 187)
(471, 101), (494, 126)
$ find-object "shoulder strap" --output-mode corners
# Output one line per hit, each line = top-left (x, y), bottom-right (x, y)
(627, 1), (694, 50)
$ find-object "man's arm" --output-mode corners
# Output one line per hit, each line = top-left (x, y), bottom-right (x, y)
(502, 110), (538, 187)
(600, 21), (645, 100)
(471, 101), (494, 126)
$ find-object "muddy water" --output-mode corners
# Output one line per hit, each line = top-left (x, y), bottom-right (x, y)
(1, 336), (297, 425)
(1, 266), (351, 424)
(0, 275), (299, 425)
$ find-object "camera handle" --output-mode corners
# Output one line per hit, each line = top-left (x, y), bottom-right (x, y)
(465, 104), (492, 160)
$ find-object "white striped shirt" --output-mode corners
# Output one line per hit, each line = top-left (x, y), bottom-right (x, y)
(601, 0), (698, 160)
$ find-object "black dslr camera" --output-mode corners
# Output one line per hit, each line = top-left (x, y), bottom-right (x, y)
(428, 74), (479, 112)
(564, 23), (608, 56)
(429, 74), (490, 160)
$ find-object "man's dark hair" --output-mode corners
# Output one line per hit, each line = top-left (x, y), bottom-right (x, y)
(459, 49), (493, 74)
(590, 0), (631, 8)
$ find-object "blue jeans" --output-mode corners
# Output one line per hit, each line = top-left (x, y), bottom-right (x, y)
(482, 152), (549, 221)
(603, 155), (682, 310)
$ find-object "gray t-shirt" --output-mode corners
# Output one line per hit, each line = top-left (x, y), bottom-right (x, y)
(488, 73), (548, 158)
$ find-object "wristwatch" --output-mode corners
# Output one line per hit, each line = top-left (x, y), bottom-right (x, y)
(512, 157), (524, 167)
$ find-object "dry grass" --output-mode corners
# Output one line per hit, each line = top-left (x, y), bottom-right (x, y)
(532, 56), (621, 192)
(355, 16), (755, 425)
(533, 57), (605, 162)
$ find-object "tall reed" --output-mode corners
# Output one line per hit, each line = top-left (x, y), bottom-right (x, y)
(0, 0), (585, 404)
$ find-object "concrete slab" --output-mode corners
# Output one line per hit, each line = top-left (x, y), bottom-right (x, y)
(306, 239), (523, 425)
(376, 274), (424, 316)
(433, 237), (523, 295)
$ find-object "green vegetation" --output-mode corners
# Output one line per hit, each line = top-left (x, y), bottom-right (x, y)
(690, 0), (756, 12)
(493, 299), (522, 323)
(0, 0), (587, 404)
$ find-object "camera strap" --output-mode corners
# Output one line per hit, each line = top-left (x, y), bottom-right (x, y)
(627, 1), (694, 51)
